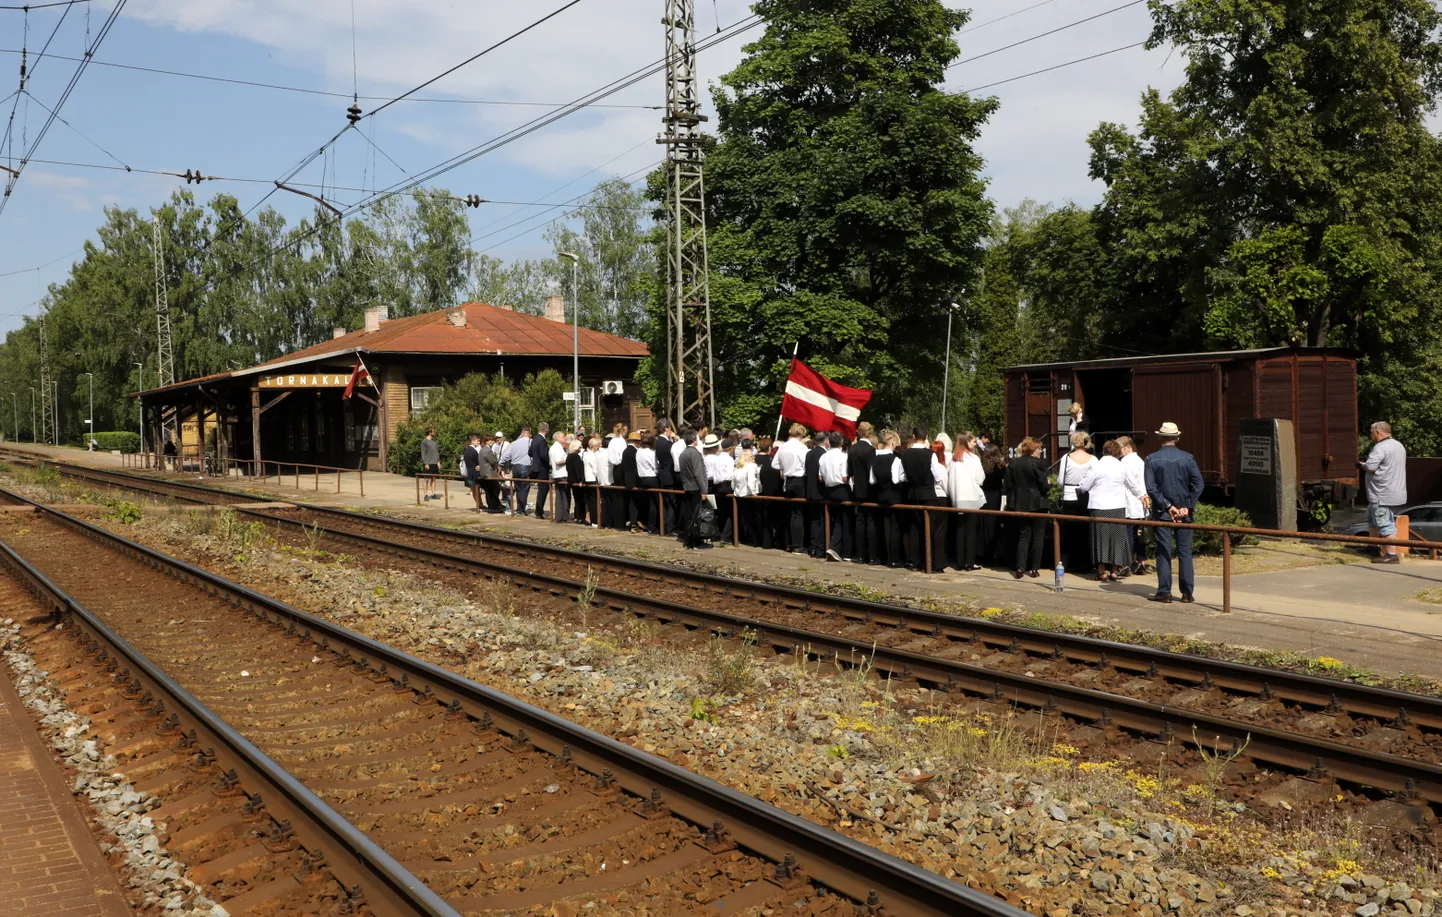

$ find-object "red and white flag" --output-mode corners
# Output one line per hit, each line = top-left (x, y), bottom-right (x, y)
(780, 358), (872, 437)
(342, 356), (371, 400)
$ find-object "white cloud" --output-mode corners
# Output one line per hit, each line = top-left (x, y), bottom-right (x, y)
(26, 170), (95, 211)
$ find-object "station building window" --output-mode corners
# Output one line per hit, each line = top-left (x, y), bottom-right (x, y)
(410, 386), (442, 413)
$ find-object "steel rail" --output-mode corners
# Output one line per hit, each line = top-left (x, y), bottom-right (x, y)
(25, 455), (1442, 734)
(0, 488), (1026, 917)
(0, 522), (462, 917)
(11, 467), (1438, 808)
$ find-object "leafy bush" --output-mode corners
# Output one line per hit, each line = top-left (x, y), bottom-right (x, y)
(1192, 504), (1260, 555)
(388, 370), (570, 475)
(91, 431), (141, 453)
(105, 501), (142, 524)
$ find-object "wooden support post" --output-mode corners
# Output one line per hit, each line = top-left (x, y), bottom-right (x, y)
(1222, 532), (1232, 614)
(443, 477), (449, 509)
(658, 491), (665, 535)
(732, 495), (740, 547)
(377, 365), (389, 472)
(250, 388), (262, 476)
(924, 509), (932, 574)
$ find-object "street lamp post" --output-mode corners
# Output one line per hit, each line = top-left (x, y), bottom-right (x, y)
(941, 302), (961, 435)
(29, 387), (35, 443)
(81, 371), (94, 448)
(558, 252), (581, 431)
(134, 363), (145, 455)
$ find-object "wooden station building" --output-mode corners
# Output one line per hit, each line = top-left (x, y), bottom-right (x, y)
(132, 300), (650, 471)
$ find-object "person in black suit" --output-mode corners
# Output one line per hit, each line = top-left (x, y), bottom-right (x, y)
(847, 422), (877, 564)
(897, 427), (938, 570)
(872, 430), (903, 566)
(529, 422), (551, 517)
(621, 431), (641, 532)
(655, 419), (678, 535)
(804, 432), (827, 558)
(1004, 436), (1051, 578)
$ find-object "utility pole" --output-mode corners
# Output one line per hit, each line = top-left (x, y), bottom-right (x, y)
(152, 220), (177, 447)
(38, 309), (55, 445)
(659, 0), (715, 428)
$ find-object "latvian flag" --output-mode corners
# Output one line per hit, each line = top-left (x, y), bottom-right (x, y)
(781, 358), (873, 437)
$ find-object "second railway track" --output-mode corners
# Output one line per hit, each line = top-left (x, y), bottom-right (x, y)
(0, 486), (1024, 917)
(9, 456), (1442, 812)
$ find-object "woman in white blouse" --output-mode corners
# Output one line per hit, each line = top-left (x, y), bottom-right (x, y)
(946, 432), (986, 571)
(1078, 439), (1148, 581)
(732, 446), (762, 546)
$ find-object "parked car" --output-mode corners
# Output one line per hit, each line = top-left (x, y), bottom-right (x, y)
(1344, 503), (1442, 547)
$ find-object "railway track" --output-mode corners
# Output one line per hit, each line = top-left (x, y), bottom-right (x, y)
(0, 488), (1024, 917)
(10, 456), (1442, 812)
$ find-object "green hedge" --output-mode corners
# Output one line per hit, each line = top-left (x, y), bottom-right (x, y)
(388, 370), (571, 476)
(1192, 504), (1260, 555)
(91, 431), (141, 453)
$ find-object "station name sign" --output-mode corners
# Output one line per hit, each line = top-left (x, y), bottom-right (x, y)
(257, 373), (374, 389)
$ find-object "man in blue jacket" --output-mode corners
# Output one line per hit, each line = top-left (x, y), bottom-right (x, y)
(1144, 422), (1205, 604)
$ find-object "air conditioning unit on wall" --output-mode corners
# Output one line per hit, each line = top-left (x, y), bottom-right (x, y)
(602, 380), (625, 397)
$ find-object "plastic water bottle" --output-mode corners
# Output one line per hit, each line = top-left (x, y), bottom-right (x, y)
(1054, 562), (1065, 594)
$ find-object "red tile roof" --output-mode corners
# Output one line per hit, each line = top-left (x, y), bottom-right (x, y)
(256, 302), (648, 367)
(136, 303), (647, 395)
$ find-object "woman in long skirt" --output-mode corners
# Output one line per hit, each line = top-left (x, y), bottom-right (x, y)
(1076, 439), (1148, 581)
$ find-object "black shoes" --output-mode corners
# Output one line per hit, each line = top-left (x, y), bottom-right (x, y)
(1149, 592), (1172, 604)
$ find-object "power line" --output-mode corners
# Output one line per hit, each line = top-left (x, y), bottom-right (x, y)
(341, 15), (763, 225)
(364, 0), (591, 120)
(948, 0), (1148, 69)
(0, 0), (126, 215)
(468, 137), (654, 237)
(0, 0), (88, 9)
(0, 245), (82, 278)
(8, 154), (640, 206)
(474, 161), (659, 254)
(19, 89), (128, 169)
(0, 49), (662, 109)
(960, 0), (1058, 34)
(961, 41), (1148, 93)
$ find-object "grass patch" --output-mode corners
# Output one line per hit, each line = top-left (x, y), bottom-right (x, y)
(1411, 588), (1442, 605)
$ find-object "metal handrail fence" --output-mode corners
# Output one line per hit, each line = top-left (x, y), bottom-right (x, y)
(412, 473), (1440, 615)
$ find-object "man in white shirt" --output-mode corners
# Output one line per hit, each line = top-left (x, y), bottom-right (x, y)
(776, 423), (811, 553)
(818, 431), (851, 561)
(1118, 436), (1151, 574)
(549, 432), (572, 522)
(702, 434), (736, 542)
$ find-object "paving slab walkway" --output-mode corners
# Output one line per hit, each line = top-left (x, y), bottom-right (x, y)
(10, 443), (1442, 681)
(0, 649), (133, 917)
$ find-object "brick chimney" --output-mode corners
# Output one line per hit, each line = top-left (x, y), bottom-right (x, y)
(447, 308), (467, 328)
(364, 304), (389, 334)
(543, 295), (567, 324)
(332, 327), (347, 339)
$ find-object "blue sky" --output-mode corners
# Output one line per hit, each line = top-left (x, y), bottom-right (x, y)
(0, 0), (1184, 336)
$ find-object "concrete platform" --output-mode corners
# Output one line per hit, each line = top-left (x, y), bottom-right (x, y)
(8, 442), (1442, 681)
(0, 660), (132, 917)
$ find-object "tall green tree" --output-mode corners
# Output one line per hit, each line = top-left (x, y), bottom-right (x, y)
(647, 0), (996, 428)
(1089, 0), (1442, 450)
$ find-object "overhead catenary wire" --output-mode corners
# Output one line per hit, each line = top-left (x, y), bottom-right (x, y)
(18, 88), (129, 169)
(959, 0), (1059, 34)
(960, 40), (1149, 93)
(0, 50), (663, 109)
(0, 0), (126, 215)
(363, 0), (591, 120)
(473, 160), (660, 254)
(948, 0), (1148, 69)
(0, 0), (88, 9)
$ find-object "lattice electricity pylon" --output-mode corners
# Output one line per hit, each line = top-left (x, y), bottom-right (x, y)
(152, 220), (177, 445)
(659, 0), (715, 428)
(38, 309), (55, 445)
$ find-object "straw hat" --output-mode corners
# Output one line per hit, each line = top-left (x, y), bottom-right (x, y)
(702, 433), (721, 449)
(627, 431), (641, 442)
(1155, 421), (1182, 437)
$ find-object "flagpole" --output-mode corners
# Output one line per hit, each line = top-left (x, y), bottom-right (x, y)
(774, 341), (799, 443)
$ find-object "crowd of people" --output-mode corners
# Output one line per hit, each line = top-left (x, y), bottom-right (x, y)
(418, 414), (1218, 603)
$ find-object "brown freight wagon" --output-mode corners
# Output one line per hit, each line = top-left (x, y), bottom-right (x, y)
(1001, 348), (1359, 499)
